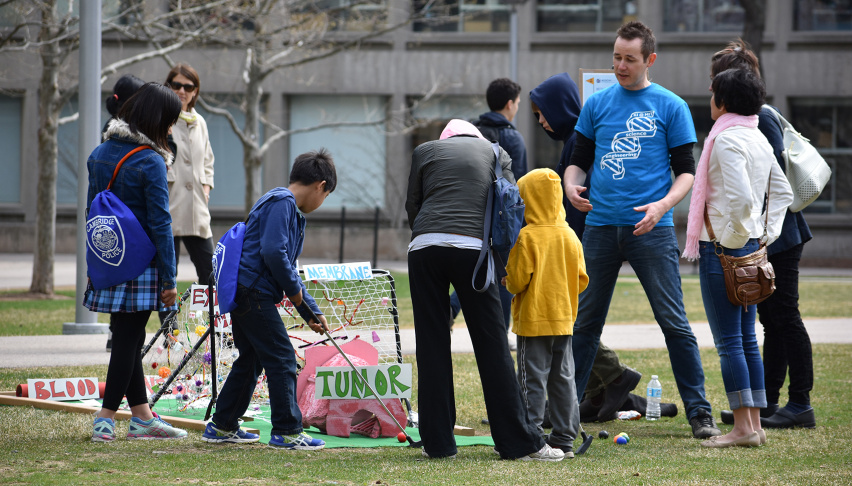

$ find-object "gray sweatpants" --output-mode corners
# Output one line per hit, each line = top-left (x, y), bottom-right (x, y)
(516, 335), (579, 449)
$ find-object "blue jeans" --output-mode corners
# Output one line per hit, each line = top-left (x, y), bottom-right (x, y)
(699, 240), (767, 410)
(572, 226), (712, 419)
(212, 286), (303, 436)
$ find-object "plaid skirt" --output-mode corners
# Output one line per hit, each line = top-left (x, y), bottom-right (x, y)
(83, 264), (178, 313)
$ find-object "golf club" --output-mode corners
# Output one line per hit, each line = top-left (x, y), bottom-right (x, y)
(576, 423), (594, 455)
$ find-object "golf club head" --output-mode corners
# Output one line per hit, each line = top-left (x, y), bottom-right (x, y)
(407, 437), (423, 448)
(576, 430), (594, 455)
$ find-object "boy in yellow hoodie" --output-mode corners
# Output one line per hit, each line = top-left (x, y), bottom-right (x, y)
(503, 168), (588, 457)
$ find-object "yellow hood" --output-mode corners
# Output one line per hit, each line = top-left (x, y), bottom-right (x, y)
(518, 168), (566, 226)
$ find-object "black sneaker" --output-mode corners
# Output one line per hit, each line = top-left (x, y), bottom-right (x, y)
(689, 409), (722, 439)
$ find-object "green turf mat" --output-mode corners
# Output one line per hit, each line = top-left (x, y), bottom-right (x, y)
(153, 399), (495, 449)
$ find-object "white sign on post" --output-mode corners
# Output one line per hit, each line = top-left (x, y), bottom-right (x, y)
(187, 283), (231, 332)
(580, 69), (618, 105)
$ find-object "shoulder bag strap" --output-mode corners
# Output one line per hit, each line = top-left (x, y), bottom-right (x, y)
(762, 104), (794, 133)
(107, 145), (153, 191)
(471, 143), (502, 292)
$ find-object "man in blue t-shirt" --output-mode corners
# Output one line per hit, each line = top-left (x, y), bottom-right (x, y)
(563, 21), (721, 440)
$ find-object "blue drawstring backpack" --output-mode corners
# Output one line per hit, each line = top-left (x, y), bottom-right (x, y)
(213, 193), (282, 314)
(86, 145), (157, 290)
(212, 222), (245, 315)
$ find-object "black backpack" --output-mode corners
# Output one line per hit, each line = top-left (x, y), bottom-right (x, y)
(472, 121), (501, 143)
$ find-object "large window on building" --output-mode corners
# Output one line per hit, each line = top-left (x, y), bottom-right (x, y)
(55, 94), (251, 210)
(663, 0), (744, 32)
(297, 0), (387, 31)
(413, 0), (510, 32)
(289, 95), (387, 210)
(0, 95), (23, 204)
(789, 99), (852, 214)
(408, 95), (486, 148)
(537, 0), (637, 32)
(794, 0), (852, 30)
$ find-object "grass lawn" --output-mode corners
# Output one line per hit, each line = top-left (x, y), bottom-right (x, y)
(0, 344), (850, 485)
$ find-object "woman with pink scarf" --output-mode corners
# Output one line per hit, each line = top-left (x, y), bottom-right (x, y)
(683, 68), (792, 448)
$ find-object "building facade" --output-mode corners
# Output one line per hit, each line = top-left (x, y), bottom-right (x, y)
(1, 0), (850, 265)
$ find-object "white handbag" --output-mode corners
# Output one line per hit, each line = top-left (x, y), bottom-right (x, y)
(764, 105), (832, 212)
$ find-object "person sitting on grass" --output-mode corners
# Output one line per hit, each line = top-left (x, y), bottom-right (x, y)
(502, 168), (589, 459)
(202, 149), (335, 450)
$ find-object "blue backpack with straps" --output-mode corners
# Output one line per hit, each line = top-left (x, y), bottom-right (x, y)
(212, 193), (279, 314)
(472, 142), (525, 292)
(212, 222), (245, 315)
(86, 145), (157, 290)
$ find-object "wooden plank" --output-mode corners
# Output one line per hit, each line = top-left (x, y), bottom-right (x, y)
(453, 425), (474, 436)
(0, 393), (260, 434)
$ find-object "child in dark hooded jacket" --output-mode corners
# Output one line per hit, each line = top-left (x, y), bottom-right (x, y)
(529, 73), (585, 237)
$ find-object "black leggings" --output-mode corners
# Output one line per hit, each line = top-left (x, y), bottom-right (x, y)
(103, 311), (151, 411)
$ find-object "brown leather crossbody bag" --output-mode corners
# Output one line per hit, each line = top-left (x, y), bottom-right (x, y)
(703, 183), (776, 311)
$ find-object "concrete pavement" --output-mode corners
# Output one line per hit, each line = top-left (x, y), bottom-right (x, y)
(1, 253), (850, 368)
(2, 318), (851, 368)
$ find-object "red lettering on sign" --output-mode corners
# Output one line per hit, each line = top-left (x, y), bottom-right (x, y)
(86, 378), (96, 395)
(66, 380), (76, 397)
(192, 288), (207, 307)
(49, 381), (66, 398)
(34, 381), (50, 400)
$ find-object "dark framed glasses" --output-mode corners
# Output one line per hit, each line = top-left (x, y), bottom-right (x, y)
(168, 81), (196, 92)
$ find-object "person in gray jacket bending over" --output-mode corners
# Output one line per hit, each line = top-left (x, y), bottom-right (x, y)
(405, 119), (563, 462)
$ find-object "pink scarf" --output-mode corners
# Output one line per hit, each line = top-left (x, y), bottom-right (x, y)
(683, 113), (759, 260)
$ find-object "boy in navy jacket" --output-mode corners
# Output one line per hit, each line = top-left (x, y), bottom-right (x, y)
(203, 149), (336, 450)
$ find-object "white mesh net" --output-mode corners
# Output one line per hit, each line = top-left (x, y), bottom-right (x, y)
(141, 269), (400, 414)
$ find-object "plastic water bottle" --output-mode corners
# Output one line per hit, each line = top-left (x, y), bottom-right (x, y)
(646, 375), (662, 421)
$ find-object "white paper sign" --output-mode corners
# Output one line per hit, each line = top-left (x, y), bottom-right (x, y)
(314, 363), (412, 399)
(580, 69), (618, 105)
(303, 261), (373, 281)
(27, 377), (99, 401)
(188, 284), (218, 312)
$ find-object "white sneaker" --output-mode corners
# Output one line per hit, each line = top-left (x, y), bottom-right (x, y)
(519, 443), (565, 462)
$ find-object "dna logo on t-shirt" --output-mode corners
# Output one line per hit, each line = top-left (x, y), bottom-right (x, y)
(600, 111), (657, 180)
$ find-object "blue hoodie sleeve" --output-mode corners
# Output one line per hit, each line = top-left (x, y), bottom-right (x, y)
(257, 200), (303, 299)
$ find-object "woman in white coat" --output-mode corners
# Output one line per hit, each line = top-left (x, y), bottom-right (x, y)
(165, 63), (215, 286)
(683, 68), (793, 448)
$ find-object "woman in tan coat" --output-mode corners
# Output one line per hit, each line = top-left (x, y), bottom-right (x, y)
(165, 63), (215, 285)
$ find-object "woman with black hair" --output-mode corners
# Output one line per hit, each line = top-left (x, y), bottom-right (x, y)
(683, 69), (793, 448)
(105, 74), (145, 119)
(86, 83), (188, 442)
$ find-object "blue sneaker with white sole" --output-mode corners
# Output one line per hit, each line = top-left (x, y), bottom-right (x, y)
(269, 432), (325, 450)
(92, 417), (115, 442)
(202, 422), (260, 443)
(127, 412), (187, 440)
